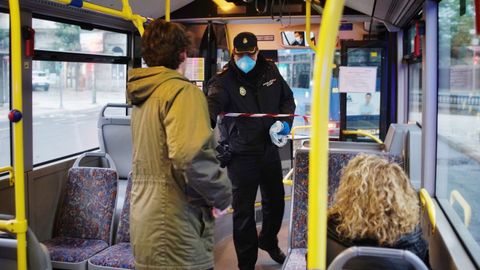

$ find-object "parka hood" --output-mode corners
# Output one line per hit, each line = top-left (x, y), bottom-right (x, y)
(127, 66), (189, 105)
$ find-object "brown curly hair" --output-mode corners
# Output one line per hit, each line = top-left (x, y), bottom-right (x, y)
(328, 154), (420, 245)
(141, 19), (190, 69)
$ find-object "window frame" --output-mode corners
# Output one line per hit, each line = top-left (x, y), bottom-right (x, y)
(0, 9), (12, 169)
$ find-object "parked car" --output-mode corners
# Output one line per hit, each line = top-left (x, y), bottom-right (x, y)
(32, 71), (49, 91)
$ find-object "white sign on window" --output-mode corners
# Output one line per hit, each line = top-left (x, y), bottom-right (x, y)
(339, 66), (377, 93)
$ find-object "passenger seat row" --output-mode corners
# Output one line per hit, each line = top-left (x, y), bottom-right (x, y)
(42, 152), (134, 270)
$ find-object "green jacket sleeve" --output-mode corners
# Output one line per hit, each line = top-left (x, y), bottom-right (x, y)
(185, 136), (232, 210)
(164, 84), (232, 210)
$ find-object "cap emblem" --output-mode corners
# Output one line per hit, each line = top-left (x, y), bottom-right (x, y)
(243, 38), (248, 44)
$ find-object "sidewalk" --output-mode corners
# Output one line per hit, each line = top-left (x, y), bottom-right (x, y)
(437, 113), (480, 163)
(0, 87), (126, 125)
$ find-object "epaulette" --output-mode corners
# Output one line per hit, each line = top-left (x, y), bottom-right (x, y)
(217, 64), (229, 75)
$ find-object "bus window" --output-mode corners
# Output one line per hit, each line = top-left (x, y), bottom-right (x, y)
(437, 0), (480, 264)
(0, 12), (10, 167)
(278, 49), (341, 138)
(32, 18), (128, 165)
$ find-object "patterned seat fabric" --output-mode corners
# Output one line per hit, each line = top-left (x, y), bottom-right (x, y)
(116, 174), (132, 243)
(283, 248), (307, 270)
(89, 173), (133, 269)
(45, 167), (117, 263)
(290, 150), (404, 248)
(89, 242), (134, 269)
(43, 237), (109, 263)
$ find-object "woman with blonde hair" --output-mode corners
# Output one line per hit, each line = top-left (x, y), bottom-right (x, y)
(327, 154), (429, 268)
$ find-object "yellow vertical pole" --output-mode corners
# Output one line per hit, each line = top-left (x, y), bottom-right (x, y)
(165, 0), (170, 22)
(307, 0), (344, 269)
(8, 0), (28, 269)
(305, 1), (317, 51)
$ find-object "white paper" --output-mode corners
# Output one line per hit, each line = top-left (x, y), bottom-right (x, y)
(339, 66), (377, 93)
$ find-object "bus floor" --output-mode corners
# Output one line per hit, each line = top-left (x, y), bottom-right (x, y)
(214, 221), (289, 270)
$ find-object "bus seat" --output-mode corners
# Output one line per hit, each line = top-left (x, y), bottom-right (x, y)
(327, 246), (429, 270)
(282, 248), (307, 270)
(0, 214), (52, 270)
(285, 149), (403, 269)
(42, 153), (118, 270)
(88, 173), (134, 270)
(98, 103), (132, 180)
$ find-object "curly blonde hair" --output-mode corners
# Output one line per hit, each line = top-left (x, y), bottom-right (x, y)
(328, 154), (419, 245)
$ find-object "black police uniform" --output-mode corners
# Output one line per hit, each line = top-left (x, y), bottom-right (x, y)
(207, 36), (295, 269)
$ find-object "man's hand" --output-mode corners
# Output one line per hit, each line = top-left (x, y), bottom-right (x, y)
(212, 207), (228, 218)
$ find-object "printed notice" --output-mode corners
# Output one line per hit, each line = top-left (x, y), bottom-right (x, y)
(184, 58), (205, 81)
(339, 66), (377, 93)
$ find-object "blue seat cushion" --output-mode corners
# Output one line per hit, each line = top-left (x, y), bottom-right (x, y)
(43, 237), (108, 263)
(89, 242), (134, 269)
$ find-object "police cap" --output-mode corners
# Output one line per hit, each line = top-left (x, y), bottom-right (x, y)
(233, 32), (258, 54)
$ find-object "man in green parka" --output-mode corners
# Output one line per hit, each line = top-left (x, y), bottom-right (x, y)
(127, 19), (232, 270)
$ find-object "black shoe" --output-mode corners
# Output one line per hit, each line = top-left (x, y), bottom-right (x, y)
(258, 244), (286, 264)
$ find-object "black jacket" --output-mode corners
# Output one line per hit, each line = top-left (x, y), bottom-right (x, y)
(327, 218), (430, 269)
(206, 55), (296, 154)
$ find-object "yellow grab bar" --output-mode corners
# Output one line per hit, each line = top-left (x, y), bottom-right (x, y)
(450, 190), (471, 228)
(291, 125), (312, 140)
(305, 1), (317, 52)
(419, 188), (436, 234)
(342, 129), (384, 145)
(0, 166), (14, 186)
(307, 0), (344, 269)
(6, 0), (28, 269)
(53, 0), (147, 35)
(165, 0), (170, 22)
(282, 168), (294, 186)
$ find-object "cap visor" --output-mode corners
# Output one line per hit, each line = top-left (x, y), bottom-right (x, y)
(234, 47), (257, 54)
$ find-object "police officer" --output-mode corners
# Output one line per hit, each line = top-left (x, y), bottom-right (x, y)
(207, 32), (295, 270)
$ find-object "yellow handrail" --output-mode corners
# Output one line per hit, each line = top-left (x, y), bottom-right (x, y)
(419, 188), (436, 234)
(282, 168), (294, 186)
(0, 166), (14, 186)
(450, 190), (471, 228)
(165, 0), (170, 22)
(53, 0), (147, 35)
(342, 130), (384, 145)
(305, 1), (317, 51)
(307, 0), (344, 269)
(291, 125), (312, 140)
(5, 1), (28, 269)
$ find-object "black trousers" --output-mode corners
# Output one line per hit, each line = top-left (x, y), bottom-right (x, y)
(227, 145), (285, 270)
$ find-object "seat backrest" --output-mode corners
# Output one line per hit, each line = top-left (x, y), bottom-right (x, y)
(98, 103), (132, 179)
(54, 153), (118, 243)
(327, 246), (428, 270)
(289, 149), (404, 249)
(115, 173), (132, 244)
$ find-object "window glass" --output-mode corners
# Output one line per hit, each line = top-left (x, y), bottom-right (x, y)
(32, 61), (126, 164)
(408, 62), (422, 124)
(345, 47), (383, 138)
(437, 0), (480, 262)
(33, 18), (128, 56)
(278, 49), (341, 138)
(0, 12), (10, 167)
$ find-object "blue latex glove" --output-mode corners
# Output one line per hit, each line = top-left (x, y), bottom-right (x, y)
(278, 121), (290, 135)
(270, 121), (288, 147)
